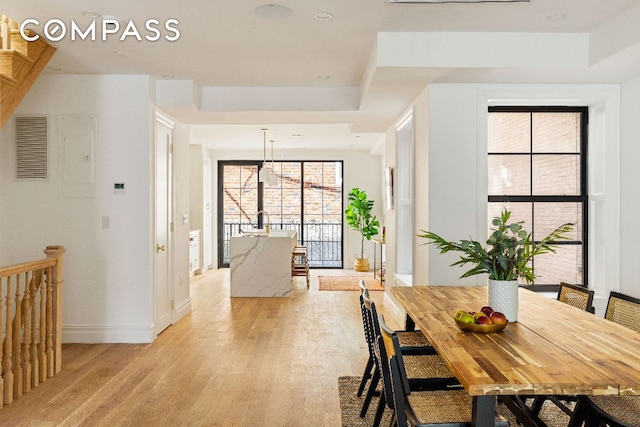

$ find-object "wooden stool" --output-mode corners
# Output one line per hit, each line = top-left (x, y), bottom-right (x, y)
(291, 245), (309, 289)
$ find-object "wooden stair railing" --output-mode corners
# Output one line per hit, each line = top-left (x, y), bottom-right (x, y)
(0, 245), (65, 408)
(0, 14), (56, 129)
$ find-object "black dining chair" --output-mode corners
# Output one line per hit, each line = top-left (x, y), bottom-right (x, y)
(359, 280), (433, 353)
(377, 315), (510, 427)
(357, 280), (435, 398)
(569, 291), (640, 427)
(360, 289), (460, 426)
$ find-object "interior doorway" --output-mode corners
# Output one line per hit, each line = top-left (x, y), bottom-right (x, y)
(154, 114), (174, 336)
(396, 110), (414, 277)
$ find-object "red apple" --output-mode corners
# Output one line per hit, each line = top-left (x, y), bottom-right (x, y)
(490, 311), (508, 325)
(475, 315), (493, 325)
(480, 306), (494, 316)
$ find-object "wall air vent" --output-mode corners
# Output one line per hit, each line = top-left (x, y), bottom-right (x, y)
(386, 0), (529, 3)
(15, 116), (48, 180)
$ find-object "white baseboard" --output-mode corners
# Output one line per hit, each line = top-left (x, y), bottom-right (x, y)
(384, 291), (407, 326)
(62, 299), (193, 344)
(174, 297), (192, 321)
(62, 324), (155, 344)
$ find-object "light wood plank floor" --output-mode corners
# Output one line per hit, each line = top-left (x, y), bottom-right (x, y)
(0, 268), (400, 426)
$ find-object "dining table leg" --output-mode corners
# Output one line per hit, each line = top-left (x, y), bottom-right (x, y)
(472, 395), (496, 427)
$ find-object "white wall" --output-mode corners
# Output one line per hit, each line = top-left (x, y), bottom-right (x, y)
(202, 148), (382, 269)
(0, 74), (191, 343)
(619, 75), (640, 298)
(171, 120), (192, 318)
(407, 84), (622, 311)
(189, 145), (204, 234)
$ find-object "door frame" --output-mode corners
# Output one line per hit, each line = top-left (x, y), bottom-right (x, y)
(153, 112), (175, 336)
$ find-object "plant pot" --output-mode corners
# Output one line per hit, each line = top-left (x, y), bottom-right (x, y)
(353, 258), (370, 272)
(488, 279), (519, 322)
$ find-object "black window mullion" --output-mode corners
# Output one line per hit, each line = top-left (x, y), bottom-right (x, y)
(488, 106), (588, 290)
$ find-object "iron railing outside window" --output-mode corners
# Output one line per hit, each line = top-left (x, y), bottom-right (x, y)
(222, 221), (342, 267)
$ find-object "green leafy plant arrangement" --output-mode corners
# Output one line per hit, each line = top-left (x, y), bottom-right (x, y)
(417, 209), (574, 284)
(345, 188), (380, 259)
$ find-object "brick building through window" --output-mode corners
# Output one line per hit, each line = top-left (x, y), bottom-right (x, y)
(219, 160), (343, 268)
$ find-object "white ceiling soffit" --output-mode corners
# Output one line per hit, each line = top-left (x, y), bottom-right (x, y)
(8, 0), (638, 152)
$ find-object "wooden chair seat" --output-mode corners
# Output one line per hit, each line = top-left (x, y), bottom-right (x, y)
(397, 330), (431, 348)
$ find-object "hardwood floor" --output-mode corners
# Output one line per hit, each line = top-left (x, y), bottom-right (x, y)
(0, 269), (399, 426)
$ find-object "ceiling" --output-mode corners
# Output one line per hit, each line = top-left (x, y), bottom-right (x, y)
(5, 0), (640, 151)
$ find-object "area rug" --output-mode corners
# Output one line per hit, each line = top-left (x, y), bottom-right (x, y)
(318, 276), (384, 291)
(338, 376), (392, 426)
(338, 376), (570, 427)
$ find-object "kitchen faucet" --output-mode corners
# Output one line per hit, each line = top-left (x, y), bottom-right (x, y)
(257, 210), (271, 234)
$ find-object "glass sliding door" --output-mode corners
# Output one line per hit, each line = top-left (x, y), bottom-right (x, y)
(218, 160), (343, 268)
(302, 162), (343, 267)
(263, 161), (302, 237)
(218, 162), (260, 268)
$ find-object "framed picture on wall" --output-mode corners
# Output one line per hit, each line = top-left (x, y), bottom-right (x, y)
(384, 167), (393, 210)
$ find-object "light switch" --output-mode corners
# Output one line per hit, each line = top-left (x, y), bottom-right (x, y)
(114, 182), (126, 195)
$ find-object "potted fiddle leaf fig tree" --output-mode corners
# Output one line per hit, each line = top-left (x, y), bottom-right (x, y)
(345, 188), (380, 272)
(417, 208), (573, 321)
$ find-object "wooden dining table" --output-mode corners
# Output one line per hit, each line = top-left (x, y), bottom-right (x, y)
(392, 285), (640, 427)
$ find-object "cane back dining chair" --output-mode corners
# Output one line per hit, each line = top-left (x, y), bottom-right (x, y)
(569, 291), (640, 427)
(557, 282), (595, 313)
(376, 315), (510, 427)
(360, 288), (460, 426)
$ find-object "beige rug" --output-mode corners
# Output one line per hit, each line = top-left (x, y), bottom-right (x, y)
(338, 376), (571, 427)
(318, 276), (384, 291)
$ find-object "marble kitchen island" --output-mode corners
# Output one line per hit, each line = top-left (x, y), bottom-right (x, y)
(230, 229), (297, 297)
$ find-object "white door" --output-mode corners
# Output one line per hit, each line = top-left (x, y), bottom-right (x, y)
(155, 115), (173, 335)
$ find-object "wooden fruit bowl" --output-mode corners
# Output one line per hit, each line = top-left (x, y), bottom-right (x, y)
(455, 318), (508, 333)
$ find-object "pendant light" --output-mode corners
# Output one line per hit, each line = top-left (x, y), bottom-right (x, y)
(268, 139), (278, 186)
(258, 128), (272, 183)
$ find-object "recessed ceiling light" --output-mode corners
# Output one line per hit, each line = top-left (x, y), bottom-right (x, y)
(255, 4), (292, 20)
(547, 12), (567, 21)
(81, 11), (101, 19)
(47, 65), (62, 71)
(102, 15), (121, 30)
(162, 74), (175, 79)
(314, 12), (333, 21)
(317, 75), (331, 80)
(292, 134), (303, 137)
(112, 51), (126, 56)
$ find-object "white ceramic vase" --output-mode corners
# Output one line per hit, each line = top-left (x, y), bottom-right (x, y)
(488, 279), (519, 322)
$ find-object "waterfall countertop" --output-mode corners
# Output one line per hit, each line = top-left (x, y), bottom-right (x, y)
(229, 229), (297, 297)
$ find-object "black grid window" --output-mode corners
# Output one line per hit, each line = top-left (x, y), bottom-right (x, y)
(487, 106), (588, 291)
(218, 160), (343, 268)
